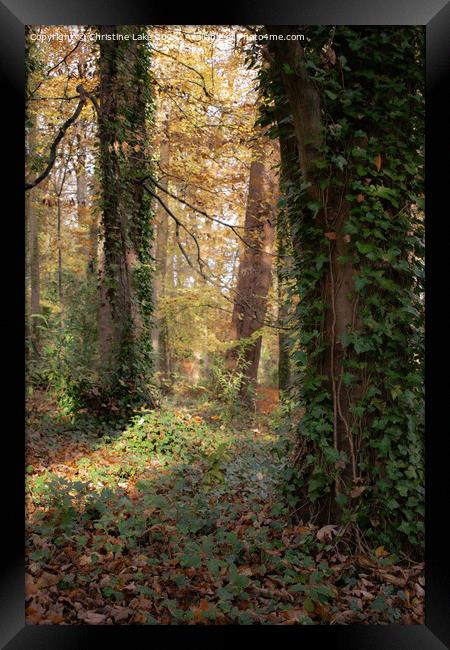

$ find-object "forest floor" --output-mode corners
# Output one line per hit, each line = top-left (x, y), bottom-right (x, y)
(25, 387), (424, 625)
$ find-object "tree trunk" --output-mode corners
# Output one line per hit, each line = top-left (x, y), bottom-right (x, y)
(97, 235), (113, 364)
(226, 141), (276, 402)
(76, 126), (88, 224)
(267, 28), (425, 549)
(97, 25), (154, 404)
(277, 230), (291, 393)
(269, 31), (359, 524)
(275, 126), (297, 395)
(26, 113), (41, 357)
(153, 117), (171, 383)
(57, 195), (63, 310)
(75, 121), (97, 275)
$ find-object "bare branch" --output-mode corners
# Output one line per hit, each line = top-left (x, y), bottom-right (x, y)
(141, 182), (291, 331)
(151, 45), (212, 97)
(25, 85), (98, 192)
(135, 172), (288, 259)
(25, 96), (86, 191)
(45, 29), (88, 76)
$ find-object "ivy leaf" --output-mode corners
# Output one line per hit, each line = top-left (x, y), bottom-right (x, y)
(315, 255), (328, 271)
(335, 493), (348, 507)
(372, 186), (400, 207)
(354, 275), (369, 292)
(353, 336), (373, 353)
(333, 155), (347, 170)
(307, 200), (322, 216)
(282, 63), (295, 75)
(342, 372), (355, 386)
(304, 597), (315, 612)
(180, 552), (201, 568)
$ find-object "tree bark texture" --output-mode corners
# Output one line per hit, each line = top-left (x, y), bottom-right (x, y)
(226, 142), (276, 401)
(269, 29), (360, 523)
(97, 25), (152, 391)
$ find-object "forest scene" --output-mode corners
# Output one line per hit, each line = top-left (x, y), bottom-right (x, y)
(25, 25), (425, 625)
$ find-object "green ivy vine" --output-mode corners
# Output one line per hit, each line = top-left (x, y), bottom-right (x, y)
(95, 26), (157, 413)
(253, 26), (424, 554)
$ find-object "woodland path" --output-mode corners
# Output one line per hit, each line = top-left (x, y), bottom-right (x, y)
(25, 389), (424, 625)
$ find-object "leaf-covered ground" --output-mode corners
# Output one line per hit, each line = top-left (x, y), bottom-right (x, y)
(25, 389), (424, 625)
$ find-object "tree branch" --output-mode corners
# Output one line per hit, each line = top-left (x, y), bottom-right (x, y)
(25, 94), (87, 191)
(135, 172), (286, 258)
(151, 45), (212, 97)
(45, 29), (88, 76)
(25, 85), (98, 191)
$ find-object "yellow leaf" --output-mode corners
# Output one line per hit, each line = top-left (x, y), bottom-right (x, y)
(375, 545), (388, 558)
(375, 154), (382, 171)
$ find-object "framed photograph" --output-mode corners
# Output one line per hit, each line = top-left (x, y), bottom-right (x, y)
(1, 0), (448, 647)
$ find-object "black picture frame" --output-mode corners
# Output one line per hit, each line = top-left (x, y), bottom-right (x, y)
(1, 0), (448, 647)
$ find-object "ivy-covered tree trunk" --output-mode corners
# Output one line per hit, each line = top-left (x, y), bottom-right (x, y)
(276, 117), (298, 395)
(97, 25), (154, 409)
(226, 143), (276, 402)
(277, 229), (291, 394)
(264, 26), (424, 553)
